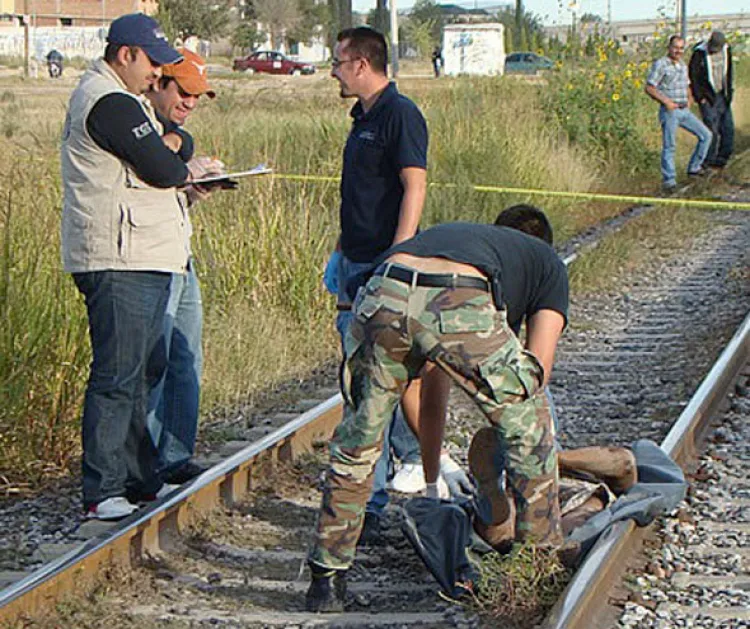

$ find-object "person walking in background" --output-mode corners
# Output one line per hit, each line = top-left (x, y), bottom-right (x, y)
(431, 46), (443, 78)
(46, 49), (63, 78)
(144, 49), (221, 486)
(323, 26), (463, 546)
(689, 31), (734, 170)
(61, 13), (191, 520)
(645, 35), (712, 193)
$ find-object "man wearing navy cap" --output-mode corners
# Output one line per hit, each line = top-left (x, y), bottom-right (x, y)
(61, 13), (197, 520)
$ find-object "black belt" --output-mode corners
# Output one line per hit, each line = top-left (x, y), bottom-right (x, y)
(374, 264), (489, 291)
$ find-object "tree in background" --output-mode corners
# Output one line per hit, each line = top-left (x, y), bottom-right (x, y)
(327, 0), (353, 52)
(367, 0), (389, 37)
(232, 22), (265, 53)
(253, 0), (301, 50)
(409, 0), (443, 45)
(287, 0), (331, 50)
(156, 0), (232, 41)
(494, 6), (544, 52)
(515, 0), (526, 51)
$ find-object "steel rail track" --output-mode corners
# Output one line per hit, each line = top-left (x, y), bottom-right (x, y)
(0, 397), (344, 623)
(540, 310), (750, 629)
(0, 215), (605, 623)
(0, 198), (738, 625)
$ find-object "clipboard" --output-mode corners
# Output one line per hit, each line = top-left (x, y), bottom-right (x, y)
(191, 164), (273, 187)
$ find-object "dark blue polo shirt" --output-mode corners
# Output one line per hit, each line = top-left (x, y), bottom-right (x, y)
(340, 82), (428, 263)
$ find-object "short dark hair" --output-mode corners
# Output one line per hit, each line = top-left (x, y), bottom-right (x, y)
(494, 204), (554, 244)
(158, 75), (176, 91)
(104, 43), (137, 64)
(667, 34), (684, 47)
(337, 27), (388, 75)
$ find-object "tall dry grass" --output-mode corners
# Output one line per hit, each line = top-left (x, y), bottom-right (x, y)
(0, 70), (678, 486)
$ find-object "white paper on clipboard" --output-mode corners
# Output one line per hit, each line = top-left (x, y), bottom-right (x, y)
(191, 163), (273, 186)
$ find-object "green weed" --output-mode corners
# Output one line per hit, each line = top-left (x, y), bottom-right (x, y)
(472, 542), (570, 624)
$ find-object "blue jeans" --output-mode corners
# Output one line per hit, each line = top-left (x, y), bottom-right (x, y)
(73, 271), (170, 506)
(147, 261), (203, 476)
(659, 106), (712, 186)
(336, 254), (422, 516)
(700, 94), (734, 167)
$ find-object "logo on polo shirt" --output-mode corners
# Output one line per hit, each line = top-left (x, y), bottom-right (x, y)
(358, 130), (376, 141)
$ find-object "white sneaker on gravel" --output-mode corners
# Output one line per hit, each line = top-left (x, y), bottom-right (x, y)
(86, 497), (138, 520)
(389, 462), (427, 493)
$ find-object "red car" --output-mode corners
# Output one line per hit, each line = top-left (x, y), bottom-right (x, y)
(232, 51), (315, 76)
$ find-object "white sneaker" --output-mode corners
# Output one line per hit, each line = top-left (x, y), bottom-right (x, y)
(389, 463), (427, 493)
(86, 497), (138, 520)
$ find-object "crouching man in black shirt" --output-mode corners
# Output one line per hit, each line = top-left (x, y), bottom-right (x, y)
(306, 207), (568, 611)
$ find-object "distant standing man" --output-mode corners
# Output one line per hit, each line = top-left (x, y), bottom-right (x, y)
(689, 31), (734, 169)
(144, 49), (219, 485)
(645, 35), (712, 192)
(431, 46), (444, 78)
(326, 26), (440, 542)
(61, 13), (190, 520)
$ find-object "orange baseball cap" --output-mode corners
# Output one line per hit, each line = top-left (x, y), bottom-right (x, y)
(162, 48), (216, 99)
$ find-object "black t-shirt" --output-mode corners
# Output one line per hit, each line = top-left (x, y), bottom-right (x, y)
(385, 222), (568, 332)
(158, 113), (195, 163)
(340, 82), (428, 263)
(86, 93), (189, 188)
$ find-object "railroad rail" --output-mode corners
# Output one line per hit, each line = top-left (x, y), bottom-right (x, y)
(1, 204), (748, 627)
(540, 311), (750, 628)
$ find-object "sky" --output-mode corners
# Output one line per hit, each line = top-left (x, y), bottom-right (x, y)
(352, 1), (749, 26)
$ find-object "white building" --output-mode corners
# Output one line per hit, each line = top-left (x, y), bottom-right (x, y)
(442, 23), (505, 76)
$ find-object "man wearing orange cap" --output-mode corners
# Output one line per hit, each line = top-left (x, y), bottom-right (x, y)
(145, 48), (220, 485)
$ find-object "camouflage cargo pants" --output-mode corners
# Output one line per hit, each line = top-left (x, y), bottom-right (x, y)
(309, 270), (561, 569)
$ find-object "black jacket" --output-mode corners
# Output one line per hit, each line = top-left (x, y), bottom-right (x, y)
(689, 42), (733, 105)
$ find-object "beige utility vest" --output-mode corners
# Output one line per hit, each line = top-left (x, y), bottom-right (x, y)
(61, 58), (190, 273)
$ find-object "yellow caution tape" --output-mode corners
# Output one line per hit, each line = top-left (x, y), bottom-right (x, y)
(270, 173), (750, 211)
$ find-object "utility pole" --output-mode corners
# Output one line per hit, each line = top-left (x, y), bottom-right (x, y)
(680, 0), (687, 40)
(23, 0), (29, 79)
(389, 0), (399, 78)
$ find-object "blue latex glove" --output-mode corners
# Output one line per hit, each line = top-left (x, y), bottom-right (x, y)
(323, 250), (341, 295)
(440, 454), (474, 498)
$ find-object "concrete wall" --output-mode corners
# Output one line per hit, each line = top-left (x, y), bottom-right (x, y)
(0, 25), (105, 59)
(443, 23), (505, 76)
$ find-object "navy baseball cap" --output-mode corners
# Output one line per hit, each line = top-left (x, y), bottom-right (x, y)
(107, 13), (182, 66)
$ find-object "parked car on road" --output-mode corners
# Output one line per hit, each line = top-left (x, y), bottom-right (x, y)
(504, 52), (553, 75)
(232, 51), (315, 76)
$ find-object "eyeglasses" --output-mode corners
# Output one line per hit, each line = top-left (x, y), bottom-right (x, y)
(331, 57), (361, 69)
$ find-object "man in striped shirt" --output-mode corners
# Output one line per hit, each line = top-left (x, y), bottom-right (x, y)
(645, 35), (712, 192)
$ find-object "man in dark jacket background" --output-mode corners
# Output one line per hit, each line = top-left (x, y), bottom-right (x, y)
(689, 31), (734, 169)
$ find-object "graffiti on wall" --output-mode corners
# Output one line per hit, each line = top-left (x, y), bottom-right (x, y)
(0, 27), (106, 60)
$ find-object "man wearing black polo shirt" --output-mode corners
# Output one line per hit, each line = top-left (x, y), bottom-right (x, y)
(306, 211), (567, 611)
(325, 26), (455, 541)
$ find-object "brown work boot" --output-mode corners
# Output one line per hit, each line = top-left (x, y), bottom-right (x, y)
(558, 446), (637, 495)
(474, 496), (515, 553)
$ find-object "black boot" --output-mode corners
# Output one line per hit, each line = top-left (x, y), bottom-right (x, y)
(305, 563), (347, 612)
(356, 511), (382, 546)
